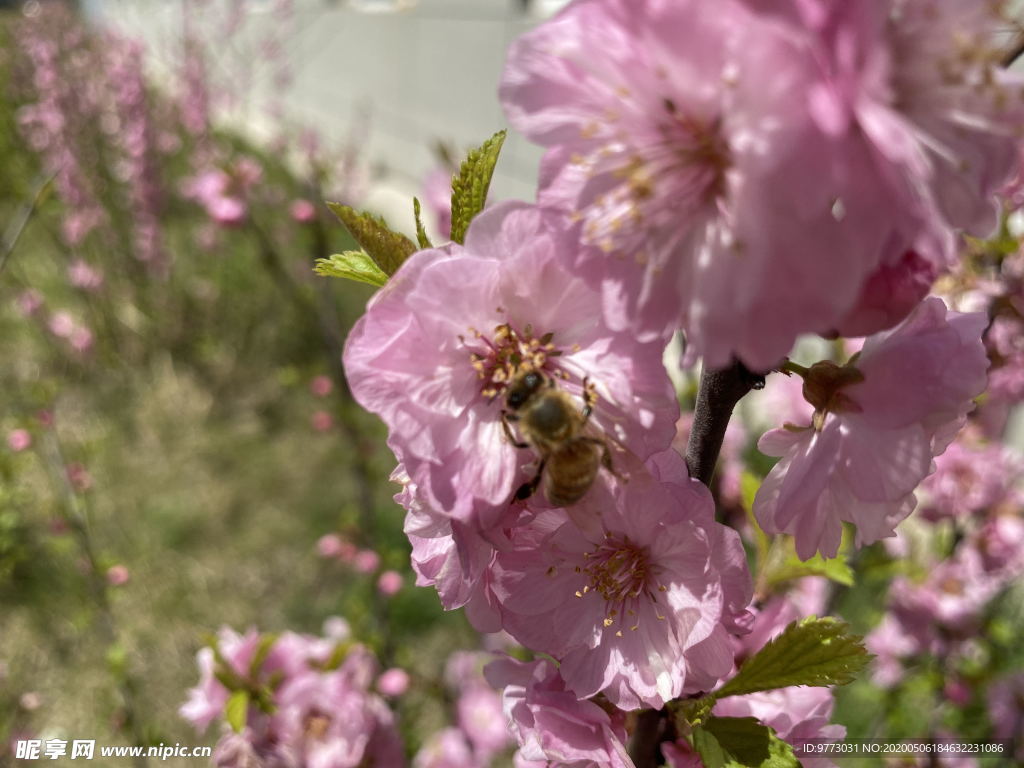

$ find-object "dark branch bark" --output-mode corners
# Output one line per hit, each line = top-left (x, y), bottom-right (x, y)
(627, 709), (668, 768)
(685, 360), (765, 486)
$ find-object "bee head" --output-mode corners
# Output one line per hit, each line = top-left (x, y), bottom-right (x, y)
(505, 369), (545, 410)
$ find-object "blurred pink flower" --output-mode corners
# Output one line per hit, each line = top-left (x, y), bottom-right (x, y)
(67, 259), (104, 291)
(7, 429), (32, 453)
(456, 684), (510, 763)
(48, 311), (76, 338)
(290, 198), (317, 223)
(353, 549), (381, 574)
(311, 410), (334, 432)
(754, 298), (989, 559)
(343, 201), (677, 532)
(316, 533), (356, 561)
(69, 326), (94, 354)
(15, 290), (43, 317)
(377, 570), (403, 596)
(66, 462), (92, 493)
(310, 375), (333, 397)
(485, 656), (633, 768)
(987, 672), (1024, 762)
(106, 564), (130, 587)
(412, 728), (478, 768)
(377, 668), (410, 697)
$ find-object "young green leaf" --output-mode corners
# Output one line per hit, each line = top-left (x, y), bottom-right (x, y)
(314, 252), (389, 288)
(413, 197), (433, 249)
(716, 617), (871, 699)
(325, 202), (416, 276)
(248, 633), (278, 679)
(764, 550), (855, 588)
(692, 717), (800, 768)
(449, 129), (506, 244)
(225, 689), (250, 733)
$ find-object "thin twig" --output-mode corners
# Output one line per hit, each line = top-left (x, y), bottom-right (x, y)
(42, 425), (148, 768)
(0, 172), (55, 278)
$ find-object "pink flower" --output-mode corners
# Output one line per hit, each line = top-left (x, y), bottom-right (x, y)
(48, 311), (76, 338)
(484, 656), (634, 768)
(456, 684), (510, 763)
(919, 438), (1022, 521)
(500, 0), (913, 369)
(106, 565), (130, 587)
(290, 199), (317, 223)
(377, 569), (403, 596)
(784, 0), (1023, 256)
(492, 450), (752, 708)
(15, 290), (43, 317)
(734, 577), (829, 663)
(311, 410), (334, 432)
(69, 326), (94, 354)
(353, 549), (381, 574)
(864, 614), (920, 687)
(317, 533), (350, 559)
(377, 668), (411, 697)
(207, 195), (247, 227)
(713, 686), (845, 768)
(754, 298), (988, 559)
(343, 201), (677, 531)
(7, 429), (32, 453)
(833, 250), (937, 338)
(413, 728), (478, 768)
(180, 628), (262, 732)
(987, 673), (1024, 762)
(67, 259), (104, 292)
(310, 375), (333, 397)
(66, 462), (92, 493)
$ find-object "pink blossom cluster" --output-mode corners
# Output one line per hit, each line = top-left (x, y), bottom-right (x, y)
(182, 157), (263, 228)
(181, 623), (519, 768)
(500, 0), (1022, 370)
(181, 621), (405, 768)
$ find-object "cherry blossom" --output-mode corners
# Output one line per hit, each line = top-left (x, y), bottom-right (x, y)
(344, 201), (677, 530)
(754, 298), (988, 559)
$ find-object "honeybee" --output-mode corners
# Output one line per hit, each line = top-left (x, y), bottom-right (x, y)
(501, 368), (615, 507)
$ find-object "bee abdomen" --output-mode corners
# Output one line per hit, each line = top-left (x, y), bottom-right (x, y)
(544, 442), (601, 507)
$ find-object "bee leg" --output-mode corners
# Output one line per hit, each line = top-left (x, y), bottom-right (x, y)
(501, 410), (530, 449)
(583, 437), (625, 481)
(513, 458), (547, 502)
(580, 375), (597, 422)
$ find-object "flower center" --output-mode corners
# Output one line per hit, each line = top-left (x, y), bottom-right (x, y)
(574, 102), (729, 260)
(575, 535), (666, 634)
(460, 322), (567, 401)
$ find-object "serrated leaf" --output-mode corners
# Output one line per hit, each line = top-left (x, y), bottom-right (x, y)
(413, 197), (433, 249)
(449, 129), (506, 244)
(716, 617), (870, 699)
(325, 202), (416, 276)
(314, 252), (389, 288)
(225, 690), (249, 733)
(694, 717), (800, 768)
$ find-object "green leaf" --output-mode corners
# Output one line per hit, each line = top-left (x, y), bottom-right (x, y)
(716, 617), (871, 699)
(413, 197), (433, 249)
(449, 129), (506, 244)
(314, 252), (389, 288)
(693, 717), (800, 768)
(225, 690), (250, 733)
(764, 550), (854, 588)
(325, 202), (416, 276)
(248, 633), (278, 679)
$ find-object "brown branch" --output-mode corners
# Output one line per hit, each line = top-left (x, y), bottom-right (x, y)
(1002, 31), (1024, 68)
(685, 360), (765, 486)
